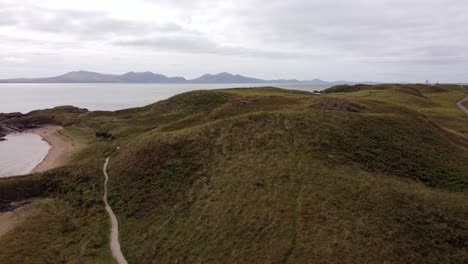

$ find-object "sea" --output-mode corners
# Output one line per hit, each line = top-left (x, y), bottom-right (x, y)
(0, 83), (332, 114)
(0, 83), (333, 177)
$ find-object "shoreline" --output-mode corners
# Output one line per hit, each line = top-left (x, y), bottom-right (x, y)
(30, 125), (76, 173)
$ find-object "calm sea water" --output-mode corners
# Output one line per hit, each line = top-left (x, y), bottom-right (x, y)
(0, 83), (332, 113)
(0, 133), (50, 178)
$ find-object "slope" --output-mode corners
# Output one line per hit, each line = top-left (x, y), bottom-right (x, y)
(0, 85), (466, 263)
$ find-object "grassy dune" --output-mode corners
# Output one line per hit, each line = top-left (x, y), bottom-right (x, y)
(0, 85), (467, 263)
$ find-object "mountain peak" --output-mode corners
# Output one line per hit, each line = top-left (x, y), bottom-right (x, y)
(63, 70), (98, 75)
(217, 72), (234, 76)
(0, 70), (366, 84)
(192, 72), (262, 83)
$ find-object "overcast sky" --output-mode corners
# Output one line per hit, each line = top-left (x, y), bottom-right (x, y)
(0, 0), (467, 82)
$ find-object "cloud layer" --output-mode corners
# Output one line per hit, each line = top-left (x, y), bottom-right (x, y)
(0, 0), (467, 82)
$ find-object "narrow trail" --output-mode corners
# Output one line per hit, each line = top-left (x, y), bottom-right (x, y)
(103, 156), (128, 264)
(456, 95), (468, 117)
(281, 123), (303, 264)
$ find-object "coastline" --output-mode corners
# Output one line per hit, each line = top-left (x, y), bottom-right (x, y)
(31, 125), (75, 173)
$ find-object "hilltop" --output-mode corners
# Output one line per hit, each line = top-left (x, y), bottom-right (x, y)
(0, 84), (467, 263)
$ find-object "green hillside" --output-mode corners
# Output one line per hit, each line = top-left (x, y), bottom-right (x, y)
(0, 85), (467, 263)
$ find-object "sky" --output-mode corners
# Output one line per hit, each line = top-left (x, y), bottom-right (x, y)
(0, 0), (467, 82)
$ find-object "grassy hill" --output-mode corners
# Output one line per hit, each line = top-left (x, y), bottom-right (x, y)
(0, 85), (467, 263)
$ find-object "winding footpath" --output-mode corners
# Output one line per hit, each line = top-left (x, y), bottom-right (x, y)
(456, 95), (468, 116)
(103, 156), (128, 264)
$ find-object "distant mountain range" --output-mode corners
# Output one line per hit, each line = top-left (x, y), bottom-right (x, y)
(0, 71), (375, 84)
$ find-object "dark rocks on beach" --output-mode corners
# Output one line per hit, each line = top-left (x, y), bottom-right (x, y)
(0, 137), (6, 141)
(0, 201), (29, 212)
(0, 106), (89, 138)
(22, 123), (39, 129)
(4, 123), (37, 131)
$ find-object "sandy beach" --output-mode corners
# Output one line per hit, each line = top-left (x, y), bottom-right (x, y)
(31, 125), (76, 173)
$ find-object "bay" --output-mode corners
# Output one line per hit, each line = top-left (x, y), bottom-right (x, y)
(0, 133), (50, 178)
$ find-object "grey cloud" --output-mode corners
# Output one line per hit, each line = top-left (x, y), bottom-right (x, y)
(116, 35), (218, 53)
(143, 0), (219, 9)
(1, 0), (468, 82)
(0, 11), (17, 25)
(115, 35), (310, 59)
(231, 0), (468, 67)
(0, 4), (186, 38)
(366, 55), (468, 65)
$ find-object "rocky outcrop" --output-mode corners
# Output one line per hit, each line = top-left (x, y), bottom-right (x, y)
(311, 97), (365, 112)
(1, 106), (89, 130)
(0, 201), (30, 213)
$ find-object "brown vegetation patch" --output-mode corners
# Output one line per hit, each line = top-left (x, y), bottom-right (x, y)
(310, 97), (365, 112)
(427, 118), (468, 149)
(231, 96), (254, 105)
(399, 86), (426, 97)
(412, 85), (450, 93)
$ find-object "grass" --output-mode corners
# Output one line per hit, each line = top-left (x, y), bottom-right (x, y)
(0, 145), (114, 263)
(0, 85), (467, 263)
(107, 110), (467, 263)
(289, 161), (468, 263)
(0, 199), (114, 264)
(325, 84), (468, 137)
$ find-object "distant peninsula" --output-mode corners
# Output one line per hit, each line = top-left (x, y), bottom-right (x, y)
(0, 71), (375, 84)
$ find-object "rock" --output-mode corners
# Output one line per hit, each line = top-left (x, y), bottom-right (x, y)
(23, 123), (39, 129)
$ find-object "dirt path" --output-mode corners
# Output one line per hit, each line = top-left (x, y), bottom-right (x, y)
(456, 95), (468, 116)
(103, 156), (128, 264)
(31, 125), (76, 173)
